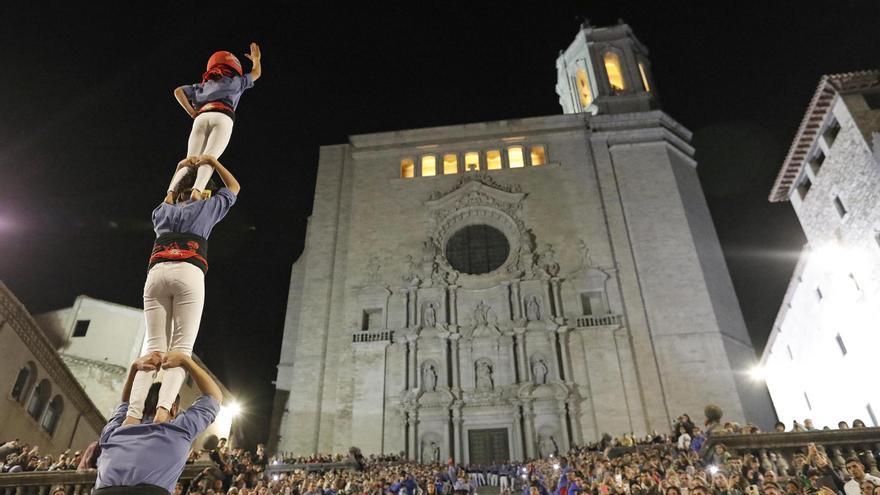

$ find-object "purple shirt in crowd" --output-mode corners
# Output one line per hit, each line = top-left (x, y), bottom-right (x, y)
(152, 188), (236, 239)
(96, 395), (219, 494)
(182, 73), (255, 111)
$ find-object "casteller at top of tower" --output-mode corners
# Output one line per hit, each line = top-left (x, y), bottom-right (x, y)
(556, 20), (658, 116)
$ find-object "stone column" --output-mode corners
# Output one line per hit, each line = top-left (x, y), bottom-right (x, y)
(512, 405), (524, 461)
(409, 410), (419, 461)
(514, 327), (529, 383)
(450, 334), (461, 392)
(407, 335), (419, 389)
(567, 399), (583, 446)
(557, 400), (571, 452)
(402, 412), (410, 459)
(507, 335), (519, 383)
(557, 326), (574, 383)
(439, 332), (451, 388)
(512, 281), (523, 320)
(549, 329), (564, 381)
(401, 340), (410, 391)
(449, 286), (459, 325)
(453, 405), (464, 462)
(408, 289), (418, 327)
(523, 402), (537, 458)
(550, 278), (563, 318)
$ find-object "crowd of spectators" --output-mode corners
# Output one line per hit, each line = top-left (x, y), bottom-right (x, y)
(2, 407), (879, 495)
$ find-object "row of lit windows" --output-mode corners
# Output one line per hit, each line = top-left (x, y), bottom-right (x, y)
(401, 145), (547, 178)
(575, 52), (651, 108)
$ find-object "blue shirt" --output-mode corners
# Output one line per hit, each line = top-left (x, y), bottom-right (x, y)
(183, 73), (255, 111)
(152, 188), (236, 239)
(96, 396), (219, 494)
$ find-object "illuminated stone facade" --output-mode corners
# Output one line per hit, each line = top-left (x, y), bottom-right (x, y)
(271, 23), (774, 461)
(764, 71), (880, 428)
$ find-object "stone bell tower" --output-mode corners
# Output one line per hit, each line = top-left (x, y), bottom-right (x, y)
(556, 21), (658, 115)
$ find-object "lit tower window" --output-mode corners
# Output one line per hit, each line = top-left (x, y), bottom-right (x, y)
(576, 69), (593, 108)
(603, 52), (626, 92)
(443, 154), (458, 175)
(400, 159), (415, 179)
(507, 146), (525, 168)
(465, 152), (480, 172)
(486, 150), (502, 170)
(530, 146), (546, 166)
(421, 155), (437, 177)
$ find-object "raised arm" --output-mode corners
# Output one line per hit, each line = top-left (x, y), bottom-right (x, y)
(244, 42), (262, 81)
(162, 352), (223, 403)
(197, 155), (240, 196)
(122, 352), (163, 402)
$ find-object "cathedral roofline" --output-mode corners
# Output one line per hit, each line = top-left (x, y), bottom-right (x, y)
(769, 70), (880, 202)
(343, 111), (692, 152)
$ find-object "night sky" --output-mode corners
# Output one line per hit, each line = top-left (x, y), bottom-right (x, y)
(2, 3), (878, 447)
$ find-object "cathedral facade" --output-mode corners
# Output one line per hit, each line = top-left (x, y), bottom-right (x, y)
(271, 23), (774, 462)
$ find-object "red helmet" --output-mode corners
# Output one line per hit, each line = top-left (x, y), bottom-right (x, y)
(205, 51), (243, 76)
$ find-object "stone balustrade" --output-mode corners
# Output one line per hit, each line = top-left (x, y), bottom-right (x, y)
(575, 314), (622, 328)
(0, 462), (212, 495)
(700, 428), (880, 475)
(352, 330), (395, 343)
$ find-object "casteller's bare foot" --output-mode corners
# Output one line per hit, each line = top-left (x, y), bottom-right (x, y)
(154, 407), (171, 424)
(164, 191), (176, 205)
(189, 189), (202, 202)
(122, 415), (141, 426)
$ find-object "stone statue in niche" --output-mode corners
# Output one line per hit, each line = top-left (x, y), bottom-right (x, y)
(424, 303), (437, 328)
(538, 435), (560, 457)
(532, 359), (548, 385)
(525, 295), (541, 321)
(366, 256), (382, 284)
(423, 364), (437, 392)
(431, 442), (440, 462)
(475, 361), (494, 391)
(539, 244), (560, 277)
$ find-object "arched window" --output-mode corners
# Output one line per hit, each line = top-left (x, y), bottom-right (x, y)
(421, 155), (437, 177)
(41, 395), (63, 435)
(575, 69), (593, 108)
(486, 150), (502, 170)
(11, 362), (37, 403)
(400, 159), (415, 179)
(27, 379), (51, 420)
(603, 51), (626, 92)
(638, 62), (651, 92)
(530, 146), (546, 166)
(464, 152), (480, 172)
(507, 146), (525, 168)
(443, 154), (458, 175)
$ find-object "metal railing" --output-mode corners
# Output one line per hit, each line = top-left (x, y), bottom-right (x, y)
(0, 462), (212, 495)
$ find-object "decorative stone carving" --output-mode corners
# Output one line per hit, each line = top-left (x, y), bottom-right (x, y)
(366, 256), (382, 285)
(421, 239), (439, 285)
(475, 360), (495, 391)
(577, 239), (599, 270)
(538, 244), (560, 277)
(469, 301), (501, 337)
(525, 295), (541, 321)
(402, 255), (420, 286)
(532, 358), (549, 385)
(538, 434), (560, 457)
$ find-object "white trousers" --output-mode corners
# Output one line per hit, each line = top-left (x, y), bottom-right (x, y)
(168, 112), (234, 194)
(499, 476), (509, 490)
(128, 262), (205, 419)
